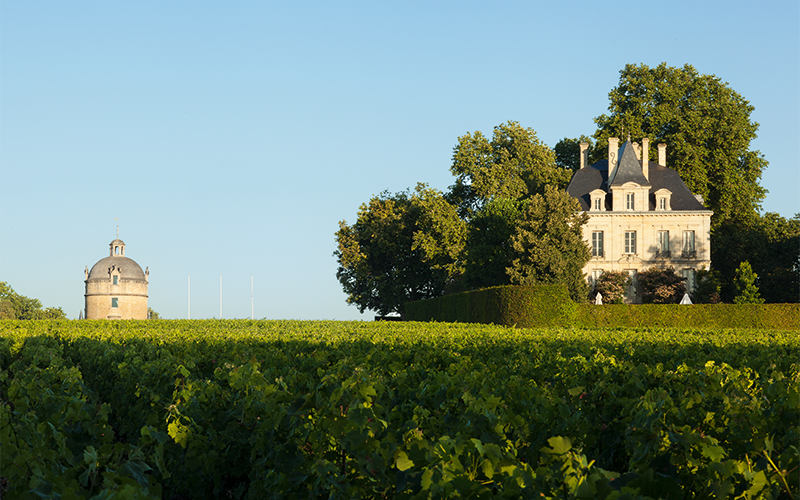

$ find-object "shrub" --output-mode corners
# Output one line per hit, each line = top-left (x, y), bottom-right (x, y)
(639, 266), (686, 304)
(733, 261), (764, 304)
(593, 271), (628, 304)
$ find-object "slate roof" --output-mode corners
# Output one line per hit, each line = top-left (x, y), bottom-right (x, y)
(609, 140), (651, 187)
(567, 143), (709, 212)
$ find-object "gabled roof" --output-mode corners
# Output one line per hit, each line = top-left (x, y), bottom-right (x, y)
(608, 140), (651, 187)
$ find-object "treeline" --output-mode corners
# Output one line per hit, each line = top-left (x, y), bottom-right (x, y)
(335, 63), (799, 317)
(0, 282), (66, 320)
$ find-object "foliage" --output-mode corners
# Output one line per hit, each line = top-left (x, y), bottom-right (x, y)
(593, 271), (629, 304)
(335, 190), (451, 317)
(638, 266), (687, 304)
(507, 186), (590, 301)
(575, 303), (799, 330)
(337, 122), (601, 314)
(1, 320), (798, 498)
(462, 197), (525, 290)
(693, 267), (723, 304)
(409, 183), (467, 284)
(593, 63), (767, 227)
(733, 261), (765, 304)
(448, 120), (571, 217)
(713, 212), (799, 303)
(147, 307), (160, 320)
(407, 285), (799, 330)
(0, 281), (66, 320)
(405, 285), (576, 327)
(554, 135), (594, 172)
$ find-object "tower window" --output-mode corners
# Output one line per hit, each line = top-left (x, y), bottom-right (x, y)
(113, 275), (118, 285)
(111, 298), (119, 308)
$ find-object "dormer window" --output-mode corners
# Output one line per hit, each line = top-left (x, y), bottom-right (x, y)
(113, 275), (118, 285)
(654, 188), (672, 211)
(626, 193), (635, 210)
(589, 189), (606, 212)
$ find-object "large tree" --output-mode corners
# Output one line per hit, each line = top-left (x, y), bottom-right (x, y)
(593, 63), (767, 226)
(462, 197), (525, 290)
(448, 120), (571, 217)
(334, 186), (463, 317)
(554, 135), (595, 173)
(507, 185), (590, 301)
(0, 282), (66, 319)
(713, 212), (799, 303)
(336, 122), (594, 313)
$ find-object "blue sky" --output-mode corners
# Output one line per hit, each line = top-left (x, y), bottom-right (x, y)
(1, 1), (798, 320)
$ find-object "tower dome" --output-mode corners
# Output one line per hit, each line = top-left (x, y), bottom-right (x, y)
(84, 238), (149, 319)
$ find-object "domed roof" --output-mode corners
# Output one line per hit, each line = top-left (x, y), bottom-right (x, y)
(87, 256), (147, 281)
(86, 239), (147, 281)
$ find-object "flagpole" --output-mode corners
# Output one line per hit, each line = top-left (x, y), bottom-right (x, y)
(188, 274), (191, 319)
(219, 274), (222, 319)
(251, 274), (254, 320)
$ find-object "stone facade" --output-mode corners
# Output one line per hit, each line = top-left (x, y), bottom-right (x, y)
(85, 239), (149, 319)
(567, 138), (712, 303)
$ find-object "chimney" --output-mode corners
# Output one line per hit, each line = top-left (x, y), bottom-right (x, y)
(658, 143), (667, 167)
(642, 138), (650, 180)
(608, 137), (619, 171)
(633, 142), (641, 160)
(579, 142), (589, 169)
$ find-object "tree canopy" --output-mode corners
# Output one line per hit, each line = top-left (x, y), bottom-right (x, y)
(713, 212), (799, 303)
(593, 63), (767, 226)
(0, 282), (66, 320)
(336, 122), (592, 316)
(448, 121), (571, 217)
(554, 135), (595, 173)
(507, 186), (590, 301)
(334, 186), (462, 317)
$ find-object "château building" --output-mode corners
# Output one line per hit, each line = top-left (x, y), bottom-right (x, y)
(84, 239), (149, 319)
(567, 137), (712, 303)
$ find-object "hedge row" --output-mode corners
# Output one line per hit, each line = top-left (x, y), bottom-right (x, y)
(405, 285), (576, 328)
(405, 285), (800, 330)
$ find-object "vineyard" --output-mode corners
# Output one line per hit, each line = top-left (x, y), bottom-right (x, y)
(1, 320), (798, 499)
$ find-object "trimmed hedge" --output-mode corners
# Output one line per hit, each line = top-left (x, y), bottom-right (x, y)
(575, 303), (800, 329)
(404, 285), (576, 328)
(406, 285), (800, 330)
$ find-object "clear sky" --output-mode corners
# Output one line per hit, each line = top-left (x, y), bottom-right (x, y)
(1, 1), (798, 320)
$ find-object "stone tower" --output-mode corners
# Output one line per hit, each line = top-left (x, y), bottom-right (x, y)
(84, 239), (149, 319)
